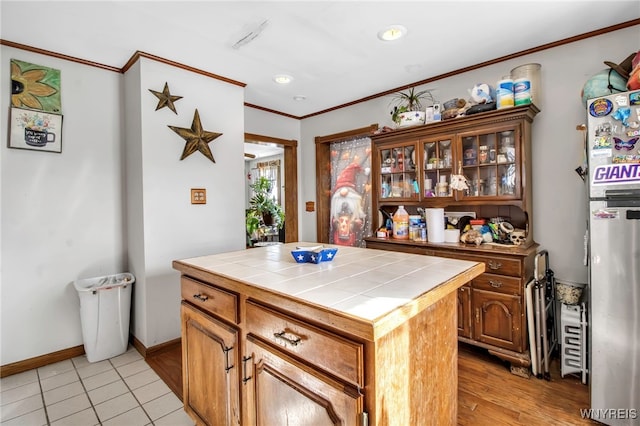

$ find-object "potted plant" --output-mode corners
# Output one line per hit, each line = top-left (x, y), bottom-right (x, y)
(248, 176), (285, 229)
(246, 209), (261, 246)
(390, 87), (435, 127)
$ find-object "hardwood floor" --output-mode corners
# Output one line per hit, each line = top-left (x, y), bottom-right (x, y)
(145, 344), (183, 402)
(457, 344), (597, 425)
(146, 341), (596, 425)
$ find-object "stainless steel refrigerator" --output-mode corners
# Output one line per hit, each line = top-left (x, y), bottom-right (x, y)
(586, 90), (640, 425)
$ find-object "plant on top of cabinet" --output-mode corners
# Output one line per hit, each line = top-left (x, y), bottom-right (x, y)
(390, 87), (435, 128)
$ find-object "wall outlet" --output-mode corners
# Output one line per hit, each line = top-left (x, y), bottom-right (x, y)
(191, 188), (206, 204)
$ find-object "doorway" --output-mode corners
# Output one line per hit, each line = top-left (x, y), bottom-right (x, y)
(245, 133), (298, 243)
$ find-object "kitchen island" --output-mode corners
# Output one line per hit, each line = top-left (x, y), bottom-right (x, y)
(173, 242), (484, 426)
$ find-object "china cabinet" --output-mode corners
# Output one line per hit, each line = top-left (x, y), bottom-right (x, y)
(366, 104), (539, 374)
(372, 104), (538, 234)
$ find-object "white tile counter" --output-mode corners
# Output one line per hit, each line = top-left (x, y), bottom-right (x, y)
(174, 242), (484, 340)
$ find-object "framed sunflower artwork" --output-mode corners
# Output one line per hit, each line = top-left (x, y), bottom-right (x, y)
(11, 59), (61, 113)
(9, 107), (63, 153)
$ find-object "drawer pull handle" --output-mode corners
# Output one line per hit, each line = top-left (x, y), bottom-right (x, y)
(274, 331), (301, 346)
(487, 260), (502, 270)
(489, 280), (503, 288)
(475, 308), (480, 324)
(193, 293), (209, 302)
(242, 355), (253, 384)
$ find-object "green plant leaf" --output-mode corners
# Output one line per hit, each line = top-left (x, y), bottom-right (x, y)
(389, 87), (435, 112)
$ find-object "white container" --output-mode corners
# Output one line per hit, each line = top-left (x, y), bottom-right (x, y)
(513, 78), (531, 106)
(74, 273), (135, 362)
(444, 229), (460, 243)
(496, 77), (514, 109)
(511, 63), (541, 108)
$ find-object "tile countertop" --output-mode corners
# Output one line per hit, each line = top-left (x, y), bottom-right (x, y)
(174, 242), (484, 324)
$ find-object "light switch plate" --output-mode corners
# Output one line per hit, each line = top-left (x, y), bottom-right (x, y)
(191, 188), (206, 204)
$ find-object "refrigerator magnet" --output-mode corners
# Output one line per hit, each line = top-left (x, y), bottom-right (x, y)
(614, 94), (629, 107)
(593, 136), (612, 149)
(592, 209), (618, 219)
(589, 98), (613, 117)
(613, 136), (639, 151)
(612, 107), (631, 126)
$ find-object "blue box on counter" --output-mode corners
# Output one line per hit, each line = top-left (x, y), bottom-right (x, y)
(291, 246), (338, 264)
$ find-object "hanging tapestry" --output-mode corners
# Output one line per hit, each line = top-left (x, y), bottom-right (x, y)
(329, 137), (372, 247)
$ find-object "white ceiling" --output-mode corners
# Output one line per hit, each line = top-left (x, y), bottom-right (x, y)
(1, 1), (638, 118)
(244, 142), (283, 159)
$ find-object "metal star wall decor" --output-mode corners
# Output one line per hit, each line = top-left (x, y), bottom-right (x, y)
(149, 82), (182, 114)
(168, 109), (222, 164)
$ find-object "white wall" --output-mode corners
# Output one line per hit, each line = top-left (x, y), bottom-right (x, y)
(124, 57), (246, 348)
(299, 26), (640, 285)
(1, 47), (125, 364)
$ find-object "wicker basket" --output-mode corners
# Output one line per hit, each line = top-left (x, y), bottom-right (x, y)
(556, 282), (584, 305)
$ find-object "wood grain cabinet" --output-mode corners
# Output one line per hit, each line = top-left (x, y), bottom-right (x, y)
(180, 277), (367, 426)
(242, 301), (364, 426)
(176, 249), (480, 425)
(366, 105), (540, 373)
(372, 104), (539, 243)
(181, 302), (240, 426)
(457, 285), (472, 339)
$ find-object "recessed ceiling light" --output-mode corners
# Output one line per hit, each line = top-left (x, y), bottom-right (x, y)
(377, 25), (407, 41)
(273, 74), (293, 84)
(293, 95), (306, 101)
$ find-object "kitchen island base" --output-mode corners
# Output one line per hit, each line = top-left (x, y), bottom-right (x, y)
(365, 237), (537, 376)
(174, 243), (484, 425)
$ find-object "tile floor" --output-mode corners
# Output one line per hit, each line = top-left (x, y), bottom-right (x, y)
(0, 347), (194, 426)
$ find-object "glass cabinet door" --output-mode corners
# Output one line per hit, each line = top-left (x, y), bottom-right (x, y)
(379, 143), (419, 200)
(460, 129), (518, 199)
(423, 138), (453, 198)
(496, 130), (517, 196)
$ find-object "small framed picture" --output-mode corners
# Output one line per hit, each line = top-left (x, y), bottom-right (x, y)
(9, 106), (63, 153)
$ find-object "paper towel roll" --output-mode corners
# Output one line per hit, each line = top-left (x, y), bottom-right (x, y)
(425, 208), (445, 243)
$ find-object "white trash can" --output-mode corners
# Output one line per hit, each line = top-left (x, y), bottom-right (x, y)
(73, 273), (135, 362)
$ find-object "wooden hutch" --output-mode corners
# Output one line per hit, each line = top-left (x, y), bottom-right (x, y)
(365, 104), (540, 374)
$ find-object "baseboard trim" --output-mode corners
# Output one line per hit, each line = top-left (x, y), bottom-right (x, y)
(1, 336), (182, 378)
(130, 336), (181, 358)
(0, 345), (85, 378)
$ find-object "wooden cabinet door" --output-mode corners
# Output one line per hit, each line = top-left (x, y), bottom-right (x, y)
(243, 337), (363, 426)
(457, 285), (472, 339)
(471, 289), (522, 352)
(181, 302), (240, 426)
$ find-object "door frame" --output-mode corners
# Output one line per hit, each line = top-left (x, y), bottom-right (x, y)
(245, 133), (298, 243)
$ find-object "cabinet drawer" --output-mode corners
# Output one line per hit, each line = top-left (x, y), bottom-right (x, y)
(438, 251), (522, 277)
(245, 301), (364, 387)
(181, 277), (238, 324)
(473, 273), (522, 296)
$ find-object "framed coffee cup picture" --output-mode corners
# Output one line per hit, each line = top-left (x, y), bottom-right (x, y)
(9, 107), (63, 153)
